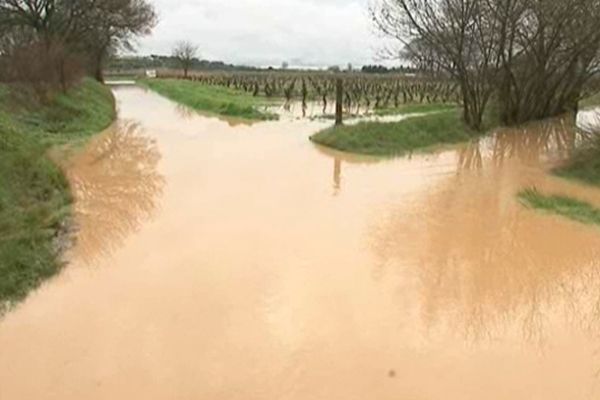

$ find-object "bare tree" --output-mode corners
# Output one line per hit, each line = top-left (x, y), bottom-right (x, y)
(0, 0), (55, 36)
(492, 0), (600, 124)
(63, 0), (157, 82)
(172, 41), (198, 78)
(0, 0), (157, 84)
(371, 0), (600, 129)
(372, 0), (503, 130)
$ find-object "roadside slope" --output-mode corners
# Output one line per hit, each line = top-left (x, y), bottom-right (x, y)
(0, 79), (116, 312)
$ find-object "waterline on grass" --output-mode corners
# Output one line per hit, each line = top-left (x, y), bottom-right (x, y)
(519, 188), (600, 227)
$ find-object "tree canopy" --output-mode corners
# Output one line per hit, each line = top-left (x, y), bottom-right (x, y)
(372, 0), (600, 129)
(0, 0), (156, 90)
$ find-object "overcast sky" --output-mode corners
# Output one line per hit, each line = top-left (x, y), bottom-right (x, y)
(135, 0), (392, 68)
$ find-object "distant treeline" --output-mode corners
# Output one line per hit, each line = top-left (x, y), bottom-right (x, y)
(361, 65), (417, 74)
(108, 55), (259, 72)
(107, 56), (418, 75)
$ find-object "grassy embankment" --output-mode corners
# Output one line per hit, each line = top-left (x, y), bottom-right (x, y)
(520, 148), (600, 227)
(518, 189), (600, 227)
(520, 108), (600, 227)
(140, 78), (278, 121)
(310, 106), (482, 156)
(0, 78), (115, 312)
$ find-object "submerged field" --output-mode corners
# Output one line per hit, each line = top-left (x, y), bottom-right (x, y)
(0, 79), (115, 311)
(141, 77), (600, 229)
(2, 85), (600, 399)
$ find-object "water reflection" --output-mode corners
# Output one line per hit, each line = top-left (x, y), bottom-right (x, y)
(66, 121), (165, 264)
(371, 117), (600, 345)
(459, 116), (581, 171)
(333, 158), (341, 195)
(174, 104), (196, 120)
(172, 103), (254, 127)
(577, 108), (600, 133)
(313, 145), (388, 195)
(269, 101), (349, 120)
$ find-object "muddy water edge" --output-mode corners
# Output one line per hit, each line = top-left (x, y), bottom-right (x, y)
(1, 85), (600, 400)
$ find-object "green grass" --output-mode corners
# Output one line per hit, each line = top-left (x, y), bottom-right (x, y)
(310, 109), (479, 156)
(374, 103), (458, 116)
(518, 189), (600, 227)
(2, 79), (116, 146)
(554, 143), (600, 187)
(140, 79), (278, 121)
(0, 78), (115, 313)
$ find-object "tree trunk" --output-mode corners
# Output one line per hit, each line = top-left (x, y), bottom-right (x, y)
(335, 78), (343, 126)
(94, 51), (105, 83)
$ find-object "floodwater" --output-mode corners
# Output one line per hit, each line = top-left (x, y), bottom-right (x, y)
(2, 86), (600, 400)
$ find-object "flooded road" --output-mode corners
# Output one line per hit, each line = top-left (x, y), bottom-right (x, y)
(2, 86), (600, 399)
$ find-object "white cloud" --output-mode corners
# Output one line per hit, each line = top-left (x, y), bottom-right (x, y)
(134, 0), (392, 67)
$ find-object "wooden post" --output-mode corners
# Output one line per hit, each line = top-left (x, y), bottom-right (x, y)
(335, 77), (343, 126)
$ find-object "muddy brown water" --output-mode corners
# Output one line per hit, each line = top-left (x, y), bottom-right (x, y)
(2, 86), (600, 399)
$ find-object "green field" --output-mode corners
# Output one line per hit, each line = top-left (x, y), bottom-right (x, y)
(0, 79), (115, 312)
(140, 79), (279, 121)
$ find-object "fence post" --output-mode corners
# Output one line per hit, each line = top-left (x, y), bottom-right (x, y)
(335, 77), (343, 126)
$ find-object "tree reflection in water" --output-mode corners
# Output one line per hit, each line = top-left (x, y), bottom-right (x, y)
(371, 116), (600, 346)
(66, 121), (165, 264)
(458, 115), (584, 171)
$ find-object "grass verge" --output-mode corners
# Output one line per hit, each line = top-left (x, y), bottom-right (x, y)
(518, 189), (600, 227)
(3, 79), (116, 146)
(310, 109), (479, 156)
(0, 78), (115, 312)
(140, 78), (278, 121)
